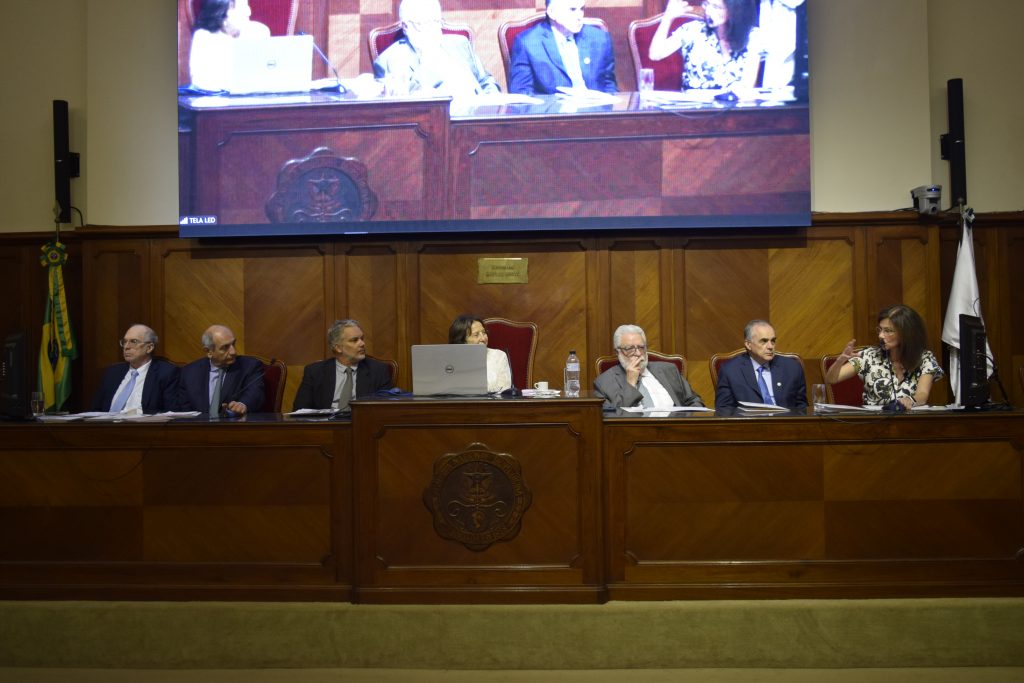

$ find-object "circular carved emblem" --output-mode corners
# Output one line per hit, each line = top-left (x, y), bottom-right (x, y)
(423, 442), (532, 551)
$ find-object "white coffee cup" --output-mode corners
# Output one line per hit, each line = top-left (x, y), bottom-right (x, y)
(533, 381), (549, 391)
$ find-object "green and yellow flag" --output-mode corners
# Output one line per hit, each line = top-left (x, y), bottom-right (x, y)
(38, 241), (77, 412)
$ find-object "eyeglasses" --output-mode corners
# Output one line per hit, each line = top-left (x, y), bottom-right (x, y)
(876, 326), (896, 335)
(119, 338), (152, 348)
(617, 345), (646, 354)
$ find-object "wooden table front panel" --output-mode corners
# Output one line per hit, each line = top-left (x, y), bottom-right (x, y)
(351, 397), (606, 603)
(0, 421), (348, 601)
(604, 413), (1024, 599)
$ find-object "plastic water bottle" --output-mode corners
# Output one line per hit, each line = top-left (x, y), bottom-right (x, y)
(564, 350), (581, 397)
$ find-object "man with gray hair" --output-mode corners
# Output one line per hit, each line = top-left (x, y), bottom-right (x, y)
(292, 319), (394, 411)
(715, 318), (807, 411)
(178, 324), (265, 416)
(372, 0), (499, 97)
(593, 324), (704, 411)
(91, 323), (179, 414)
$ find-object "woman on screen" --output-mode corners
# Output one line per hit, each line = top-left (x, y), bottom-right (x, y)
(448, 314), (512, 393)
(189, 0), (270, 92)
(648, 0), (762, 91)
(825, 304), (945, 410)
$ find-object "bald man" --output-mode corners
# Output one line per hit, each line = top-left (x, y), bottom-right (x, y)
(91, 324), (180, 414)
(178, 324), (265, 416)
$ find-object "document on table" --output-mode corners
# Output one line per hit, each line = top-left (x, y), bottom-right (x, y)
(620, 405), (715, 413)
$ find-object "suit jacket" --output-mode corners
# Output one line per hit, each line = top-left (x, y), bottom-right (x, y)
(593, 361), (703, 411)
(91, 360), (180, 414)
(715, 352), (808, 411)
(177, 355), (265, 414)
(509, 20), (617, 95)
(373, 35), (499, 95)
(292, 357), (394, 411)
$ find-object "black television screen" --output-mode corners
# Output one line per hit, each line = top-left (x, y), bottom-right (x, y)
(177, 0), (810, 238)
(0, 332), (32, 422)
(958, 314), (989, 408)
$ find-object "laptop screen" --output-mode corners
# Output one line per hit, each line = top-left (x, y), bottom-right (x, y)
(411, 344), (488, 396)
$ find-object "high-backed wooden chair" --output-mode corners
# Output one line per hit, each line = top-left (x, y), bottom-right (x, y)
(709, 349), (804, 388)
(368, 21), (474, 62)
(627, 13), (701, 91)
(483, 318), (538, 390)
(594, 350), (687, 379)
(820, 350), (868, 406)
(497, 13), (609, 88)
(251, 355), (287, 412)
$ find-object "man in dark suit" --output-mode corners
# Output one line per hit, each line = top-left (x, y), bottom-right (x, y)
(594, 324), (703, 411)
(292, 319), (394, 411)
(178, 324), (265, 417)
(715, 319), (807, 411)
(509, 0), (617, 96)
(91, 324), (179, 414)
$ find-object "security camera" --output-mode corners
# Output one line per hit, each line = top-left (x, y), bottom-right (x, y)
(911, 185), (942, 215)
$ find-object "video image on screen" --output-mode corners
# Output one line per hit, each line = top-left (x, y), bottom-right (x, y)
(177, 0), (809, 237)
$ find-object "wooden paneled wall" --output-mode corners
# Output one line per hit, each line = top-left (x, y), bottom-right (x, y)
(4, 212), (1022, 413)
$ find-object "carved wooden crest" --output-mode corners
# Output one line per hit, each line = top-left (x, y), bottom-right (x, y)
(265, 146), (378, 223)
(423, 442), (532, 551)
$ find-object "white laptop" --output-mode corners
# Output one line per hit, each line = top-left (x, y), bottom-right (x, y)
(227, 35), (313, 95)
(411, 344), (489, 396)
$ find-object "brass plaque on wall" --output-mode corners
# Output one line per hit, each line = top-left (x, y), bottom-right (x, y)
(477, 258), (528, 284)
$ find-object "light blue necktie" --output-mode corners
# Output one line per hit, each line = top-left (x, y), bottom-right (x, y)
(757, 366), (775, 405)
(111, 369), (138, 413)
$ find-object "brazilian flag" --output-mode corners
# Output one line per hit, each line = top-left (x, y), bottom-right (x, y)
(38, 241), (77, 412)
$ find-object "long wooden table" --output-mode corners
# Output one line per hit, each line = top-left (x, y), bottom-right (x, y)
(178, 93), (809, 230)
(1, 401), (1021, 602)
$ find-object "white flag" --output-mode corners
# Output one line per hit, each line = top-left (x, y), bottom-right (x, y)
(940, 207), (993, 405)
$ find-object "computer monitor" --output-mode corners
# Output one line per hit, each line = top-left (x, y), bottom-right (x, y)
(958, 314), (989, 408)
(0, 332), (33, 421)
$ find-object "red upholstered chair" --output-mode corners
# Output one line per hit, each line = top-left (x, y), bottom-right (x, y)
(251, 355), (287, 413)
(367, 355), (400, 388)
(627, 13), (701, 91)
(497, 13), (609, 88)
(483, 318), (538, 390)
(820, 350), (867, 406)
(368, 21), (474, 62)
(594, 350), (687, 379)
(709, 349), (805, 389)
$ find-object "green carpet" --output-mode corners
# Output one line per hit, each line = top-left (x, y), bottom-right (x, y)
(2, 599), (1023, 669)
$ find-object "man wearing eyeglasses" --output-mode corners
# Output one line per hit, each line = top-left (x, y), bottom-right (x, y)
(91, 324), (180, 414)
(373, 0), (499, 97)
(714, 319), (807, 411)
(594, 324), (704, 411)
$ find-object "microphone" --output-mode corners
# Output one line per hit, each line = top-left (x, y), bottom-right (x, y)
(299, 32), (346, 92)
(499, 347), (522, 397)
(880, 345), (905, 413)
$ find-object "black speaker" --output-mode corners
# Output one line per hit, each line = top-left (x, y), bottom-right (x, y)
(939, 78), (966, 208)
(52, 99), (80, 224)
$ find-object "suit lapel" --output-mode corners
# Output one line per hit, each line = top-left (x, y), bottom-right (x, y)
(321, 361), (337, 406)
(540, 22), (569, 80)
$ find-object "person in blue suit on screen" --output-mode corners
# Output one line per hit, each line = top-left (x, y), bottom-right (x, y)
(715, 319), (807, 411)
(509, 0), (618, 95)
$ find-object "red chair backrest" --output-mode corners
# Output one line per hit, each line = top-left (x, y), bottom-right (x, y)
(709, 348), (744, 387)
(368, 21), (474, 62)
(595, 351), (687, 379)
(821, 353), (864, 406)
(256, 357), (287, 412)
(628, 13), (700, 91)
(367, 355), (399, 388)
(483, 318), (538, 390)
